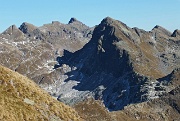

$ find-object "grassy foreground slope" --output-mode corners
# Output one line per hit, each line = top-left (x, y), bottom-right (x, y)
(0, 65), (81, 121)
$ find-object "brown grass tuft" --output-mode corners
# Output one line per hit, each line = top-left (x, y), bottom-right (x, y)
(0, 65), (82, 121)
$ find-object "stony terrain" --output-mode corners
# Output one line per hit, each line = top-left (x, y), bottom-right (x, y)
(74, 69), (180, 121)
(75, 87), (180, 121)
(0, 65), (82, 121)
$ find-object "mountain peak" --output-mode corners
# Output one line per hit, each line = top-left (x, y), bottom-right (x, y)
(171, 29), (180, 37)
(152, 25), (168, 31)
(101, 17), (115, 25)
(153, 25), (162, 29)
(100, 17), (129, 31)
(2, 24), (24, 37)
(19, 22), (37, 34)
(152, 25), (172, 36)
(68, 17), (79, 24)
(7, 24), (18, 31)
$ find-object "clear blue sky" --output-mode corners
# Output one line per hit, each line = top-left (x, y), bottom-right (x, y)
(0, 0), (180, 32)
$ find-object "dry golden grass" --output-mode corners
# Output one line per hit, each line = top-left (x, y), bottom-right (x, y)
(108, 18), (165, 79)
(74, 98), (180, 121)
(136, 41), (165, 78)
(0, 65), (82, 121)
(74, 98), (113, 121)
(74, 98), (139, 121)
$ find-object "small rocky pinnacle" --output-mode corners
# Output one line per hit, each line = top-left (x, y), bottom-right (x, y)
(171, 29), (180, 37)
(68, 17), (78, 24)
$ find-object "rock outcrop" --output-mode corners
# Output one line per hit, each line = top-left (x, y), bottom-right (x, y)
(171, 29), (180, 38)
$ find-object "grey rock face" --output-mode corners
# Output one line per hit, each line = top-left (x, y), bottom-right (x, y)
(19, 22), (38, 36)
(0, 18), (93, 85)
(1, 25), (24, 41)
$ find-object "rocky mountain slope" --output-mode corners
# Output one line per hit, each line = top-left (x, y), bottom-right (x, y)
(74, 69), (180, 121)
(52, 17), (180, 111)
(0, 18), (93, 85)
(0, 65), (81, 121)
(0, 17), (179, 114)
(74, 85), (180, 121)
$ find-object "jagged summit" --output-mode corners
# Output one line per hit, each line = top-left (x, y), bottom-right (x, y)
(153, 25), (164, 29)
(152, 25), (172, 36)
(100, 17), (127, 29)
(0, 18), (93, 87)
(101, 17), (115, 24)
(153, 25), (172, 32)
(171, 29), (180, 37)
(19, 22), (37, 35)
(1, 24), (24, 41)
(68, 17), (79, 24)
(3, 24), (20, 33)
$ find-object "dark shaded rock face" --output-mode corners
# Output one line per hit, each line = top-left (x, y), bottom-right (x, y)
(19, 22), (37, 36)
(68, 17), (78, 24)
(73, 69), (180, 120)
(171, 29), (180, 37)
(79, 18), (132, 77)
(53, 17), (180, 111)
(54, 18), (137, 110)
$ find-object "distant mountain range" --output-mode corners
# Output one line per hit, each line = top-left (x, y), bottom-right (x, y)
(0, 17), (179, 120)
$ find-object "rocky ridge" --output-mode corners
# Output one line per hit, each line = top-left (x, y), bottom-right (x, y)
(52, 17), (180, 111)
(0, 18), (93, 85)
